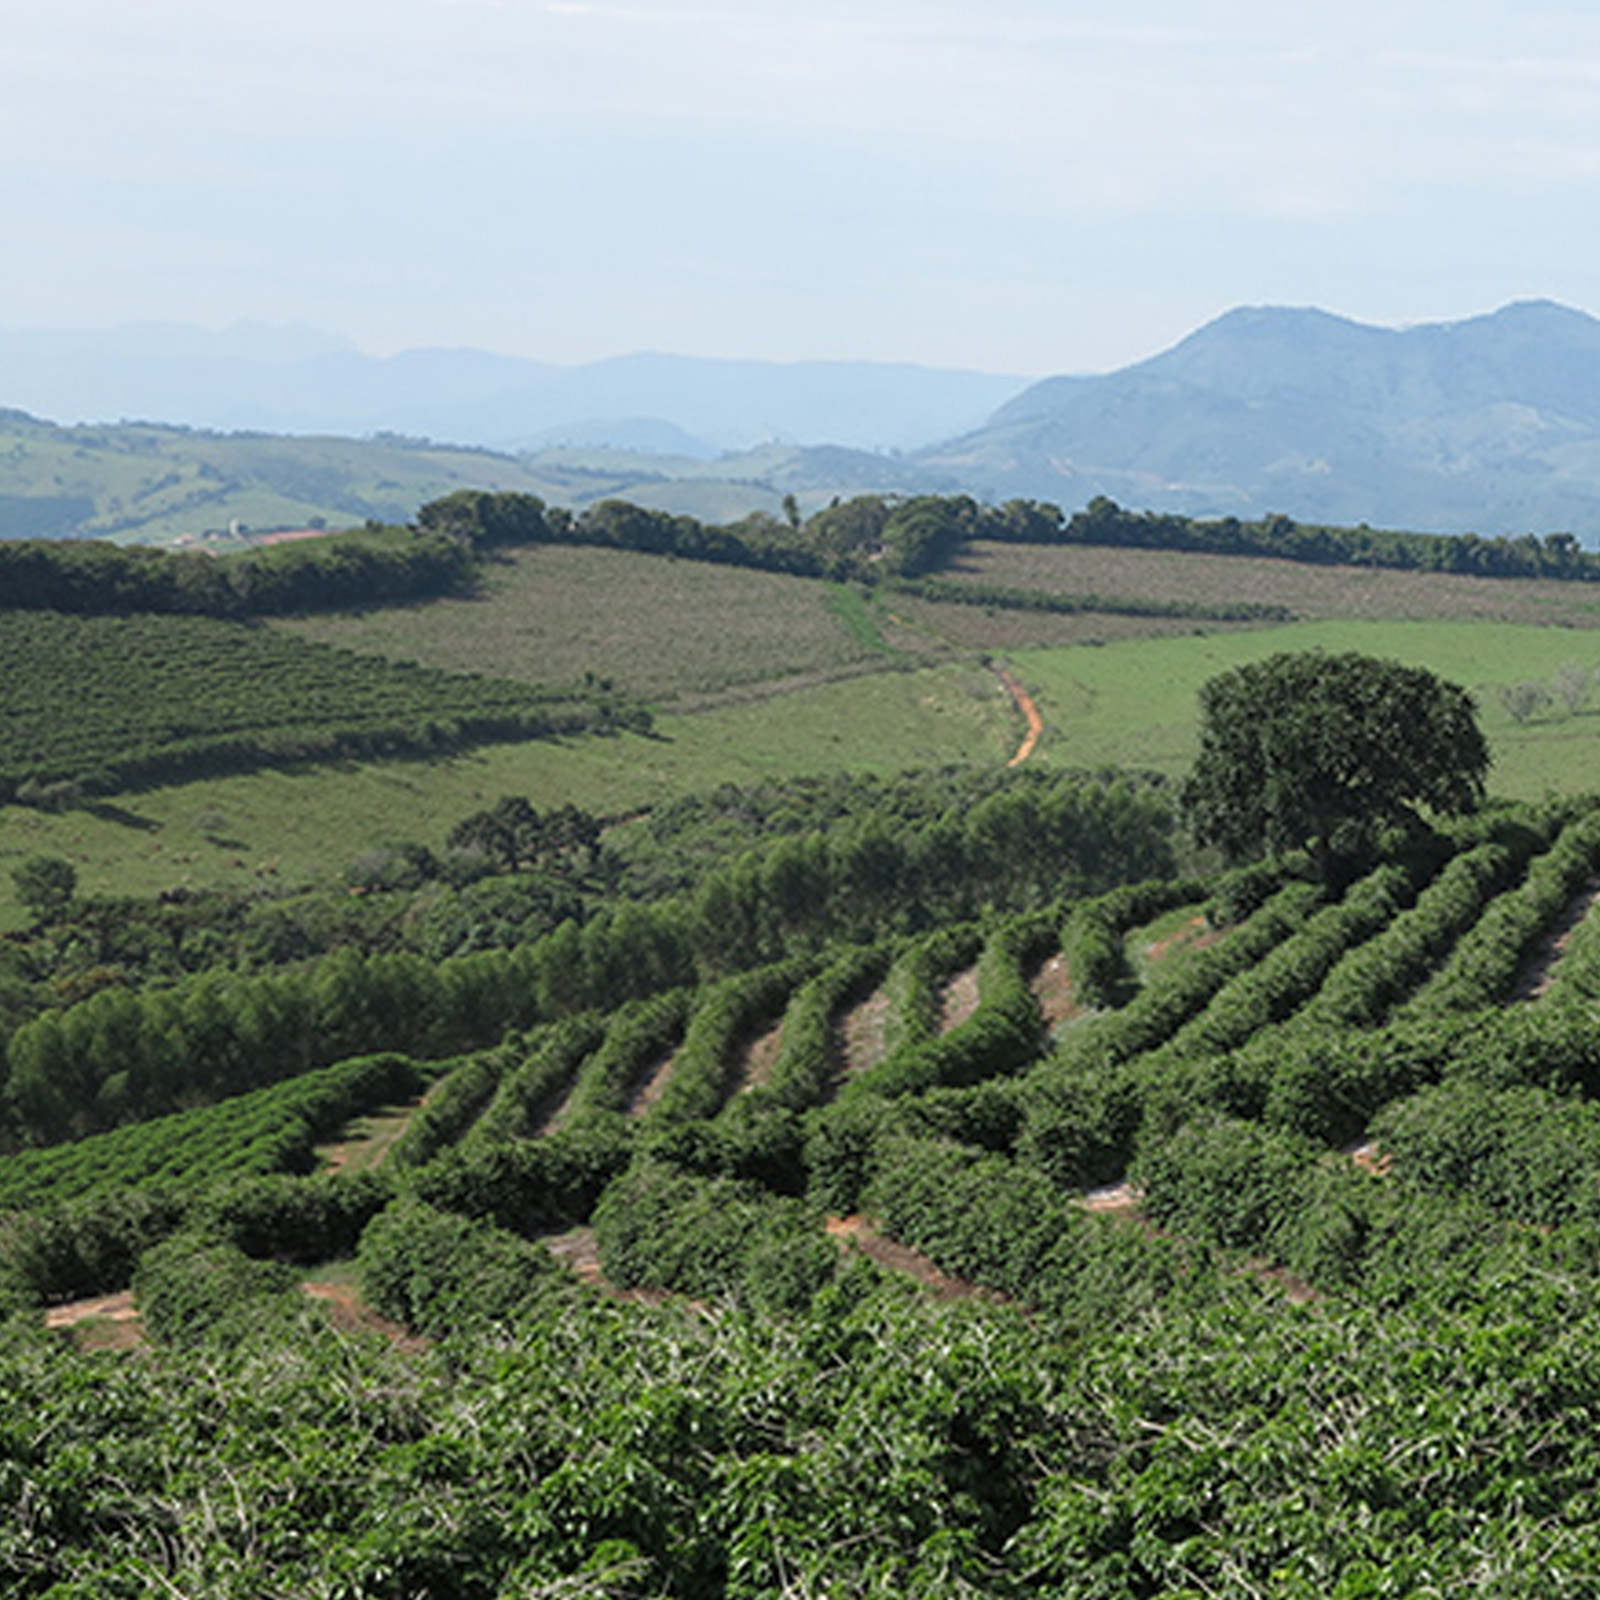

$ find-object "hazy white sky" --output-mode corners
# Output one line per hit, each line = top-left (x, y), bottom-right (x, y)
(4, 0), (1598, 374)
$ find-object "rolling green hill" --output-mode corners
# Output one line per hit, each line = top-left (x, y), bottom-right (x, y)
(14, 509), (1600, 1592)
(0, 410), (560, 543)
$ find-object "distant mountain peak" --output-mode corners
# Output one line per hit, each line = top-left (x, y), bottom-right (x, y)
(928, 299), (1600, 538)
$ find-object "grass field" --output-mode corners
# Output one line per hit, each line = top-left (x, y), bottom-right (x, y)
(1016, 618), (1600, 796)
(0, 659), (1017, 919)
(11, 543), (1600, 922)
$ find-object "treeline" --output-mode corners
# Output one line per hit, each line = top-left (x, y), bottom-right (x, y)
(7, 485), (1593, 628)
(0, 522), (474, 617)
(419, 486), (984, 582)
(1027, 494), (1600, 581)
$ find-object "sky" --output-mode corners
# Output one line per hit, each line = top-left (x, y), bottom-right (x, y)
(4, 0), (1600, 376)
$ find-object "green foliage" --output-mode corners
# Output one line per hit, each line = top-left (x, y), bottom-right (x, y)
(357, 1196), (563, 1334)
(408, 1119), (633, 1237)
(592, 1160), (836, 1314)
(1052, 492), (1600, 582)
(132, 1231), (301, 1348)
(1182, 650), (1489, 874)
(847, 921), (1046, 1101)
(10, 854), (76, 919)
(755, 942), (892, 1112)
(0, 1051), (421, 1212)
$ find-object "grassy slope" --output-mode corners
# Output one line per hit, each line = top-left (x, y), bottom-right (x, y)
(1017, 618), (1600, 793)
(0, 415), (562, 542)
(278, 544), (927, 704)
(0, 661), (1017, 919)
(9, 540), (1600, 920)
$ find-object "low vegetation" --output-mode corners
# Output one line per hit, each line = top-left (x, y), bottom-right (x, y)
(12, 500), (1600, 1592)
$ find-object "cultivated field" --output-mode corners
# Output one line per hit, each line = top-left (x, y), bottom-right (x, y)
(278, 544), (937, 705)
(13, 540), (1600, 918)
(0, 659), (1018, 918)
(954, 540), (1600, 629)
(1016, 618), (1600, 796)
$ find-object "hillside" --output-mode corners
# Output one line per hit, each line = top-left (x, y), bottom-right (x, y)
(23, 302), (1600, 543)
(0, 411), (964, 543)
(12, 516), (1600, 1591)
(921, 300), (1600, 538)
(0, 411), (560, 543)
(9, 765), (1600, 1591)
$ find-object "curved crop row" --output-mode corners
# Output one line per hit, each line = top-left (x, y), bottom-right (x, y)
(755, 943), (895, 1112)
(1062, 878), (1208, 1011)
(1292, 841), (1518, 1029)
(845, 918), (1047, 1101)
(541, 994), (690, 1128)
(1403, 806), (1600, 1015)
(0, 1051), (420, 1213)
(1056, 879), (1326, 1073)
(1161, 863), (1414, 1059)
(645, 957), (818, 1126)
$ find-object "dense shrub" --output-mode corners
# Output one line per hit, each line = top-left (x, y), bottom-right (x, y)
(358, 1197), (565, 1335)
(592, 1161), (837, 1314)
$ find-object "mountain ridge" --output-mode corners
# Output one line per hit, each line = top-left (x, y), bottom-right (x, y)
(928, 300), (1600, 536)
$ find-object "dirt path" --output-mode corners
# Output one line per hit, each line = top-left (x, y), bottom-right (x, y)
(839, 987), (891, 1076)
(302, 1281), (430, 1352)
(1075, 1180), (1318, 1303)
(625, 1049), (678, 1118)
(826, 1216), (995, 1302)
(736, 1020), (786, 1094)
(318, 1078), (448, 1176)
(1514, 875), (1600, 1000)
(995, 666), (1044, 767)
(1029, 954), (1080, 1029)
(541, 1227), (700, 1309)
(528, 1082), (577, 1138)
(939, 966), (982, 1033)
(44, 1291), (144, 1350)
(44, 1281), (431, 1352)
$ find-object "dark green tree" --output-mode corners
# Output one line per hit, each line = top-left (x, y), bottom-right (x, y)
(1181, 651), (1489, 878)
(12, 853), (76, 919)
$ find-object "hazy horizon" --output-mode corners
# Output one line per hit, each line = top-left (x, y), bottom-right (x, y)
(5, 1), (1599, 377)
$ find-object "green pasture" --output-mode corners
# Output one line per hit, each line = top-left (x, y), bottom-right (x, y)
(6, 612), (1599, 925)
(1015, 618), (1600, 799)
(0, 659), (1016, 920)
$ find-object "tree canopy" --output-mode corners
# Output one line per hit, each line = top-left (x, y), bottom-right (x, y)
(1180, 651), (1490, 874)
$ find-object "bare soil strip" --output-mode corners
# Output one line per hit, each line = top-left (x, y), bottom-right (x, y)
(318, 1079), (447, 1176)
(625, 1050), (678, 1118)
(529, 1082), (578, 1138)
(1075, 1181), (1318, 1303)
(826, 1215), (995, 1302)
(737, 1020), (785, 1094)
(939, 966), (982, 1033)
(45, 1281), (431, 1353)
(302, 1281), (430, 1352)
(995, 666), (1045, 767)
(1079, 1180), (1144, 1220)
(1140, 913), (1220, 970)
(44, 1291), (139, 1331)
(1514, 876), (1600, 1000)
(541, 1227), (697, 1309)
(839, 987), (891, 1076)
(1029, 954), (1080, 1029)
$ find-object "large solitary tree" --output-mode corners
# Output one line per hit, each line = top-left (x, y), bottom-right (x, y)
(1181, 651), (1489, 877)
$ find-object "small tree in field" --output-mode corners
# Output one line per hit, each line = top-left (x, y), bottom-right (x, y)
(12, 854), (77, 919)
(1181, 651), (1489, 880)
